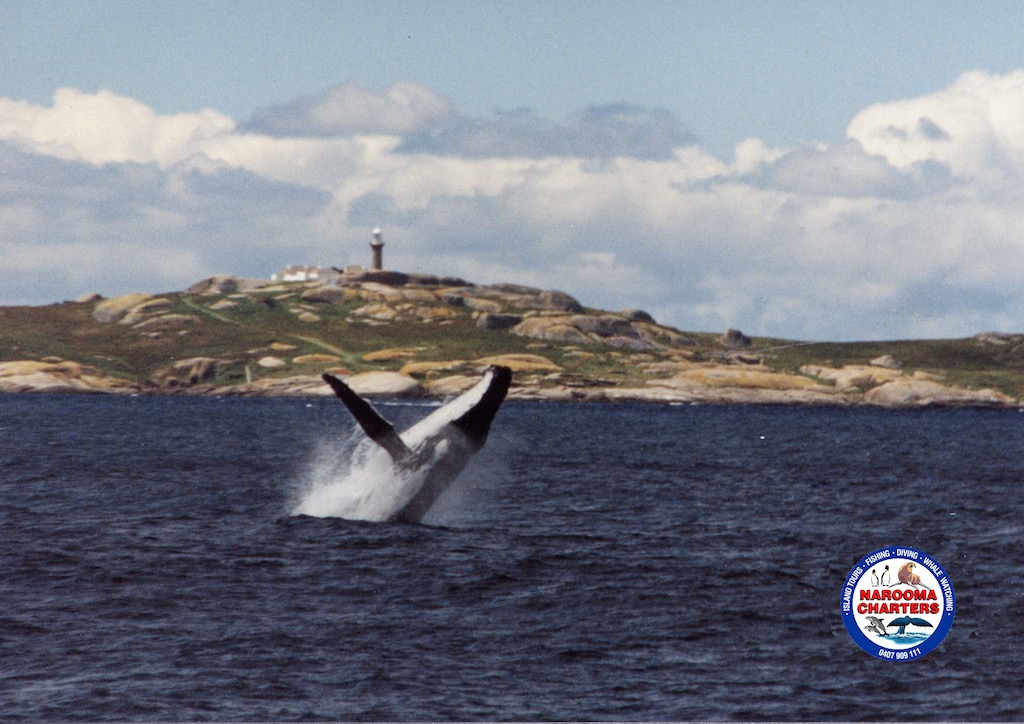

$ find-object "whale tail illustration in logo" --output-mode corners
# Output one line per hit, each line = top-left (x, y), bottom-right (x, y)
(842, 546), (956, 661)
(886, 616), (933, 636)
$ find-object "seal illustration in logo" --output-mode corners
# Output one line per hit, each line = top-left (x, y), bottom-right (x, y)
(841, 546), (955, 660)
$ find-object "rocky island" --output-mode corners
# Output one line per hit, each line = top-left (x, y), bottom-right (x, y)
(1, 268), (1021, 408)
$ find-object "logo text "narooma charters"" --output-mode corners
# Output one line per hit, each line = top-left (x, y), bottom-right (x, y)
(841, 546), (955, 661)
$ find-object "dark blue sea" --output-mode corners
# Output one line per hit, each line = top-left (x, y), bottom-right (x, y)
(2, 394), (1023, 720)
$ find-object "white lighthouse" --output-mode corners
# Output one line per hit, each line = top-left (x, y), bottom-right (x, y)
(370, 227), (384, 270)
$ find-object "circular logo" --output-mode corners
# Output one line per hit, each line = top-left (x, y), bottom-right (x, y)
(841, 546), (955, 660)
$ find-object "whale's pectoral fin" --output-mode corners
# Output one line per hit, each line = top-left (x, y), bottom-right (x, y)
(322, 373), (412, 462)
(451, 365), (513, 448)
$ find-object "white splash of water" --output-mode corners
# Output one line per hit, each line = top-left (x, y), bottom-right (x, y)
(289, 432), (419, 522)
(288, 412), (512, 525)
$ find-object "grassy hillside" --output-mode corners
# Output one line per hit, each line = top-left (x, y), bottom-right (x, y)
(1, 276), (1023, 399)
(1, 294), (538, 387)
(760, 336), (1024, 399)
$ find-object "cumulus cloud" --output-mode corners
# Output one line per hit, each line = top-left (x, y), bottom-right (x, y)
(0, 88), (234, 167)
(397, 102), (696, 159)
(0, 140), (328, 302)
(245, 80), (455, 137)
(246, 80), (694, 160)
(739, 141), (951, 199)
(5, 73), (1024, 339)
(848, 70), (1024, 182)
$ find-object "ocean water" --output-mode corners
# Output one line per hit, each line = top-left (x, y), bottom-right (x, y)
(2, 394), (1023, 720)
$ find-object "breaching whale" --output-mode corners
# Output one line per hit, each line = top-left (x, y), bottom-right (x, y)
(320, 365), (512, 523)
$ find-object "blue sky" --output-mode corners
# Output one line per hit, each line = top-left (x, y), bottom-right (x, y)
(3, 1), (1024, 340)
(6, 1), (1023, 157)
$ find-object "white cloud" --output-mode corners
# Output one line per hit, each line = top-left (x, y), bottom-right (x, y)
(4, 73), (1024, 340)
(396, 102), (696, 160)
(0, 88), (234, 167)
(0, 141), (328, 302)
(245, 81), (455, 137)
(246, 82), (696, 160)
(848, 70), (1024, 182)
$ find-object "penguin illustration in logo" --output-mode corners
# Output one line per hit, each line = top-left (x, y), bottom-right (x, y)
(880, 564), (891, 586)
(871, 569), (879, 586)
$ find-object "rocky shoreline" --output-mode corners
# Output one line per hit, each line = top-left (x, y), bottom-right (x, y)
(1, 357), (1017, 409)
(2, 270), (1021, 409)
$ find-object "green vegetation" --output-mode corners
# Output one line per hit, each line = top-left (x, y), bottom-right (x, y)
(0, 284), (616, 386)
(1, 279), (1022, 400)
(756, 336), (1024, 399)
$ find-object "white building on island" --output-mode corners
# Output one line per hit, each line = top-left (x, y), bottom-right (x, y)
(270, 264), (328, 282)
(272, 229), (385, 282)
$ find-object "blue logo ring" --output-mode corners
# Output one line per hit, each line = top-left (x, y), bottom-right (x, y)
(841, 545), (955, 661)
